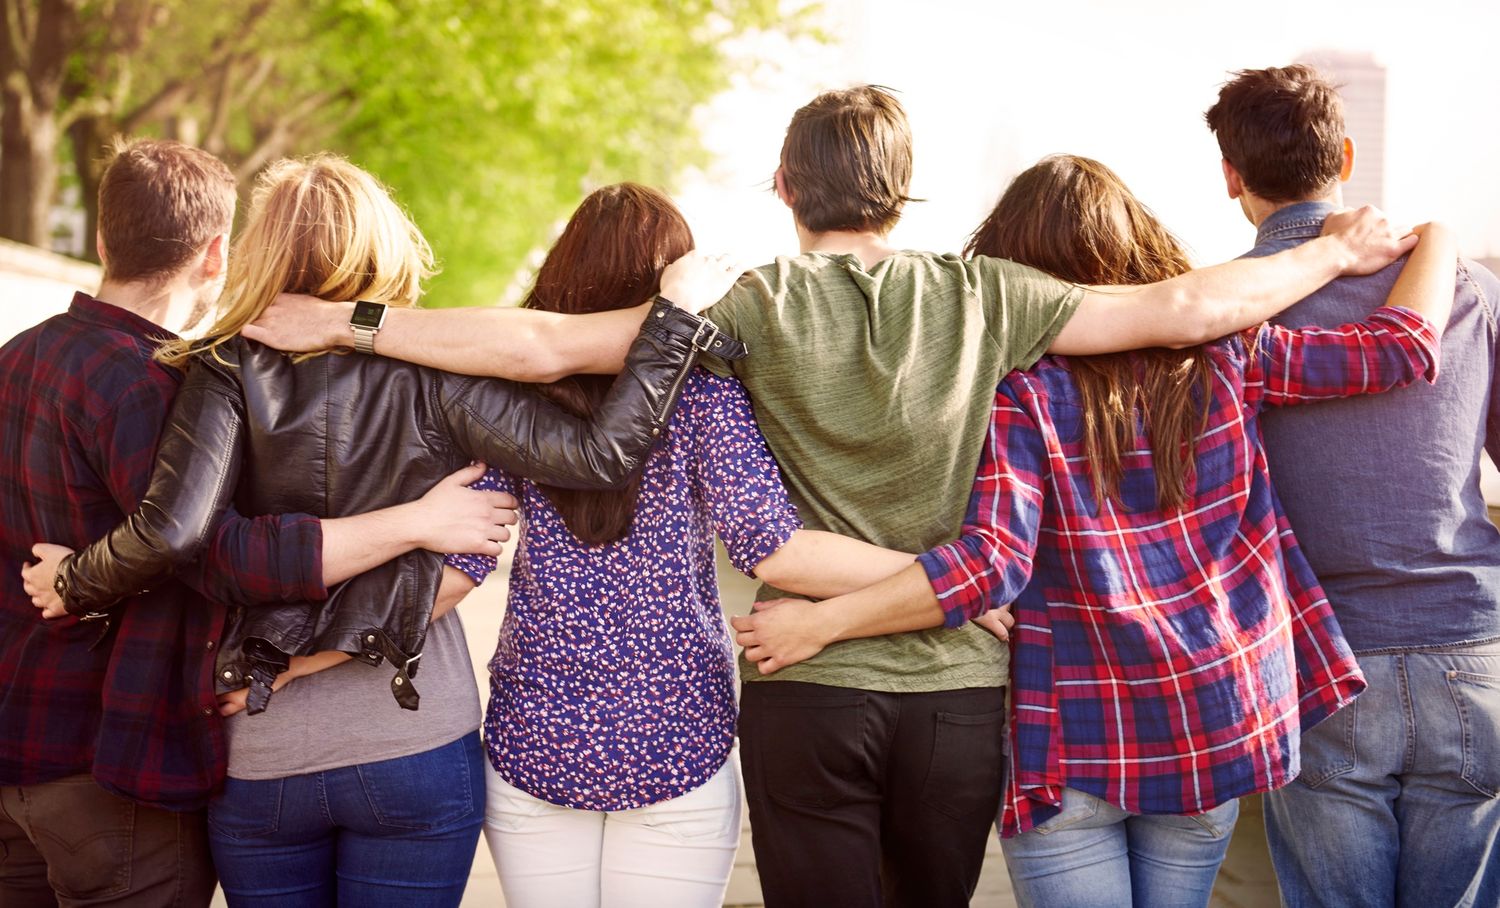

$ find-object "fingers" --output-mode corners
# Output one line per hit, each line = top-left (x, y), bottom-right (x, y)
(729, 615), (753, 632)
(1394, 233), (1419, 256)
(239, 324), (269, 344)
(486, 491), (519, 510)
(491, 506), (519, 526)
(445, 462), (488, 486)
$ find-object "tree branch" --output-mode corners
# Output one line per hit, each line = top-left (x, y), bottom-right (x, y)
(233, 88), (346, 181)
(119, 0), (276, 132)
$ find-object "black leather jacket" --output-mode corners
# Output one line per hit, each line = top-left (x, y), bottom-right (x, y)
(57, 300), (744, 712)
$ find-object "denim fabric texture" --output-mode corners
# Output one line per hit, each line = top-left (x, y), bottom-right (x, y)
(1249, 203), (1500, 654)
(207, 732), (485, 907)
(999, 787), (1239, 908)
(1264, 641), (1500, 908)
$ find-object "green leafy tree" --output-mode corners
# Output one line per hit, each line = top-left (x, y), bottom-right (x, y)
(1, 0), (800, 307)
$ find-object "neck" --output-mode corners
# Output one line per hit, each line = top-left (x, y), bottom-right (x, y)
(1245, 186), (1342, 228)
(94, 277), (203, 334)
(797, 225), (898, 269)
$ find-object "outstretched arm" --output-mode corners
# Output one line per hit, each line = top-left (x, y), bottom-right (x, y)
(241, 251), (746, 382)
(753, 531), (915, 600)
(1049, 206), (1418, 354)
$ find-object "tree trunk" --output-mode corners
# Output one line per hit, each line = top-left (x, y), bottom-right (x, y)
(0, 86), (59, 247)
(67, 115), (113, 262)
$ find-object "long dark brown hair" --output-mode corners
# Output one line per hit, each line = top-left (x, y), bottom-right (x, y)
(965, 155), (1212, 511)
(526, 183), (694, 544)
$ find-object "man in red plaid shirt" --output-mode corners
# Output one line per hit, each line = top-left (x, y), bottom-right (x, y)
(0, 140), (514, 906)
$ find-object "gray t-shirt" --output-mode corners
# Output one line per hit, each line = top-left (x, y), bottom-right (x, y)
(225, 611), (482, 779)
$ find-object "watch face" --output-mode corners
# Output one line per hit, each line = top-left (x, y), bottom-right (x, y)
(350, 301), (388, 330)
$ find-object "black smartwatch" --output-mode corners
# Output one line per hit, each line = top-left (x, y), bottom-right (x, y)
(349, 301), (388, 354)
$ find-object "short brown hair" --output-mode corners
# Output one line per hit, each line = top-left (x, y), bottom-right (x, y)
(779, 85), (913, 234)
(1204, 65), (1345, 203)
(97, 138), (236, 283)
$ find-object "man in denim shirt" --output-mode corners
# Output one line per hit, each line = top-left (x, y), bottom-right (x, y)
(1207, 65), (1500, 908)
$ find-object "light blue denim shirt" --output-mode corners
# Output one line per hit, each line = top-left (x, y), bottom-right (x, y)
(1247, 201), (1500, 652)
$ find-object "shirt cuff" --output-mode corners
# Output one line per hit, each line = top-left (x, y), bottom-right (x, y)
(444, 551), (498, 586)
(1371, 306), (1441, 383)
(281, 514), (327, 602)
(731, 515), (801, 577)
(917, 546), (978, 629)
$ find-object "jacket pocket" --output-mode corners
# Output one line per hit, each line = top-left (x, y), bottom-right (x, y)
(920, 707), (1006, 821)
(1447, 669), (1500, 798)
(208, 777), (283, 840)
(356, 735), (477, 830)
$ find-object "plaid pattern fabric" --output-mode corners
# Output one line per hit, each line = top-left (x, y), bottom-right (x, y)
(0, 293), (324, 810)
(918, 306), (1438, 836)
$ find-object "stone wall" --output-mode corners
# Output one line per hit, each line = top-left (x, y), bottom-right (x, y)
(0, 239), (100, 343)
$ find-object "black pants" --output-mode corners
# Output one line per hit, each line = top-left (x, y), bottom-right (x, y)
(0, 773), (215, 907)
(739, 680), (1007, 908)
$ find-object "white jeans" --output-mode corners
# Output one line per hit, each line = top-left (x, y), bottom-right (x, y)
(483, 756), (742, 908)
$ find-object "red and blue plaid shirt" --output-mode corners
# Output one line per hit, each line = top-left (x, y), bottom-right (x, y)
(917, 306), (1439, 836)
(0, 293), (326, 810)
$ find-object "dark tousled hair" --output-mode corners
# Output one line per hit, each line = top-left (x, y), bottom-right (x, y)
(98, 137), (236, 283)
(967, 154), (1211, 511)
(778, 85), (914, 235)
(1204, 64), (1346, 203)
(524, 183), (694, 545)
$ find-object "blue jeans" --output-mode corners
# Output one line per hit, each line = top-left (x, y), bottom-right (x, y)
(1264, 641), (1500, 908)
(1000, 788), (1239, 908)
(208, 732), (485, 908)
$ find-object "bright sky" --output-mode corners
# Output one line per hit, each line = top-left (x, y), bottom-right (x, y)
(676, 0), (1500, 266)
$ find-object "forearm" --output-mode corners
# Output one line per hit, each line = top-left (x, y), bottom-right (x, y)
(1386, 223), (1457, 331)
(432, 566), (478, 619)
(319, 301), (648, 381)
(753, 530), (915, 600)
(812, 563), (947, 644)
(1053, 236), (1354, 354)
(285, 650), (352, 682)
(319, 504), (427, 585)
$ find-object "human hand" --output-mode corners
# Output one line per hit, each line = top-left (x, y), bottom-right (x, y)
(1322, 206), (1418, 276)
(241, 293), (355, 352)
(730, 598), (835, 675)
(216, 671), (291, 717)
(659, 251), (745, 315)
(408, 463), (518, 556)
(21, 543), (75, 620)
(971, 604), (1015, 642)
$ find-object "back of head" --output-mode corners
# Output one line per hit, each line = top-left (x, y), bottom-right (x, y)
(98, 138), (236, 285)
(779, 85), (913, 235)
(1204, 64), (1345, 203)
(526, 183), (694, 546)
(161, 154), (434, 366)
(967, 155), (1208, 512)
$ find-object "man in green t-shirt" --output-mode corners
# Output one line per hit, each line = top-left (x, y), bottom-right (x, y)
(243, 86), (1414, 908)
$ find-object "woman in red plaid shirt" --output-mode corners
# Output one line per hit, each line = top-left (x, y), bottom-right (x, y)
(733, 155), (1459, 907)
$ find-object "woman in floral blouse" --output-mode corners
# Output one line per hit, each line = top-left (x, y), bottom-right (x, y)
(447, 183), (914, 908)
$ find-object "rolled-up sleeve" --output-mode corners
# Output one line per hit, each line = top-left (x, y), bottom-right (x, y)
(689, 372), (801, 575)
(918, 380), (1046, 628)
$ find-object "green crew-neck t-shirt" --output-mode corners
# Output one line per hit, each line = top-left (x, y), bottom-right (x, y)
(705, 251), (1084, 692)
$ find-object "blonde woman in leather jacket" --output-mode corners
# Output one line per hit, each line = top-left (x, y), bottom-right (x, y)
(26, 155), (742, 908)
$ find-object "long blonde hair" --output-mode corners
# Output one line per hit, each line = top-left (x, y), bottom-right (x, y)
(157, 154), (434, 367)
